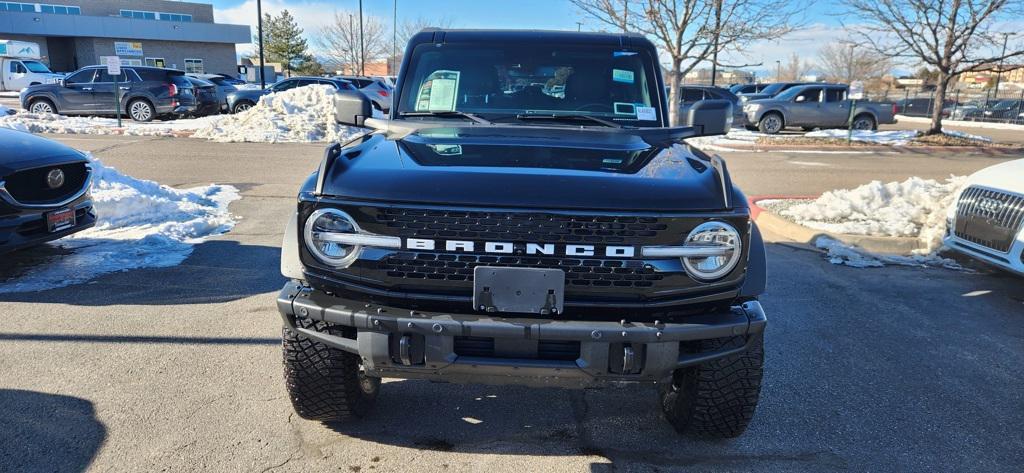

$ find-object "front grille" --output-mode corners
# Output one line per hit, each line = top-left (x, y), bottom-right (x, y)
(3, 162), (88, 205)
(453, 336), (580, 361)
(374, 208), (668, 245)
(381, 251), (663, 288)
(954, 186), (1024, 252)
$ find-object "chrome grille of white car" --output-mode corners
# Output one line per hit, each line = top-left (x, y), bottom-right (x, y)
(954, 186), (1024, 252)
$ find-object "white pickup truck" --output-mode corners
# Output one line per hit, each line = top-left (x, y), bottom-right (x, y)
(0, 40), (63, 92)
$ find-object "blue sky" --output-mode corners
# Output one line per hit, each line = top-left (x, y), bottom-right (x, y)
(209, 1), (855, 75)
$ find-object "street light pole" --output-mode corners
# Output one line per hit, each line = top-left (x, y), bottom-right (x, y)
(256, 0), (265, 89)
(392, 0), (397, 75)
(775, 60), (781, 81)
(993, 32), (1013, 97)
(359, 0), (365, 76)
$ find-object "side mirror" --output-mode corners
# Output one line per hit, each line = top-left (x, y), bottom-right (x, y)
(687, 99), (732, 136)
(334, 90), (373, 127)
(57, 78), (66, 87)
(795, 96), (806, 103)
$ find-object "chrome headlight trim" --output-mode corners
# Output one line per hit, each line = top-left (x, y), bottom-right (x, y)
(303, 208), (362, 268)
(680, 221), (742, 281)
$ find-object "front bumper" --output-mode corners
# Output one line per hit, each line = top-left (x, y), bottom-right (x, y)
(943, 231), (1024, 277)
(0, 194), (96, 254)
(277, 281), (767, 388)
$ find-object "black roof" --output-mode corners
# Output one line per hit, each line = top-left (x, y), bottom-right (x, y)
(409, 28), (653, 48)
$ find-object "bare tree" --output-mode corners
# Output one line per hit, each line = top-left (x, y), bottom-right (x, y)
(316, 11), (390, 75)
(844, 0), (1024, 134)
(571, 0), (803, 124)
(817, 41), (893, 84)
(777, 52), (813, 81)
(389, 16), (455, 71)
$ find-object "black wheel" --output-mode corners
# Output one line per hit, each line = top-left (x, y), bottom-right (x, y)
(757, 113), (784, 134)
(232, 101), (255, 114)
(28, 98), (57, 114)
(127, 99), (154, 122)
(851, 114), (876, 131)
(283, 316), (380, 422)
(660, 333), (764, 438)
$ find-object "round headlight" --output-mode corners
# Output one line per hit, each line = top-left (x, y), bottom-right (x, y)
(304, 208), (360, 267)
(682, 221), (742, 281)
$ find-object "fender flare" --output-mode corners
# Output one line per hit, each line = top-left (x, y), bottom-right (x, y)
(739, 222), (767, 298)
(281, 210), (305, 280)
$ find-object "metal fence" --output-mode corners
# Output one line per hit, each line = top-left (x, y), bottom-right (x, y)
(876, 88), (1024, 124)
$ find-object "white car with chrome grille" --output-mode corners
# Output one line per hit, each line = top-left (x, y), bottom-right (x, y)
(944, 159), (1024, 275)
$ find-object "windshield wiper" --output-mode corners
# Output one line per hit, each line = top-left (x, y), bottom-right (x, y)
(513, 113), (622, 128)
(398, 111), (491, 125)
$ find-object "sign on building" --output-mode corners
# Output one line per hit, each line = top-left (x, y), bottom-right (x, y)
(114, 42), (144, 56)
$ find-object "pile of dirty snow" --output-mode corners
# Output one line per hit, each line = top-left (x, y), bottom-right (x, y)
(804, 129), (920, 145)
(0, 111), (221, 136)
(0, 156), (239, 293)
(192, 84), (362, 143)
(814, 236), (964, 269)
(779, 176), (967, 253)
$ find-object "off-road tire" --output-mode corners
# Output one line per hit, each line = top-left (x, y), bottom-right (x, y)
(283, 317), (380, 422)
(660, 333), (764, 438)
(757, 112), (784, 134)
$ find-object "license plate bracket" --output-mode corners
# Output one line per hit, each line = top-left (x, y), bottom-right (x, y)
(45, 207), (76, 233)
(473, 267), (565, 315)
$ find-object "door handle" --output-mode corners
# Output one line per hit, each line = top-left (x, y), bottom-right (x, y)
(82, 87), (93, 91)
(119, 86), (130, 90)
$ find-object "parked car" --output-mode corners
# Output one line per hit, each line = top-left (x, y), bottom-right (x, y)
(187, 73), (239, 112)
(209, 73), (247, 86)
(737, 82), (809, 102)
(333, 75), (392, 112)
(20, 66), (201, 122)
(278, 29), (766, 438)
(729, 83), (769, 95)
(965, 99), (1024, 123)
(743, 83), (897, 134)
(893, 97), (955, 117)
(943, 99), (1000, 120)
(676, 85), (745, 127)
(943, 158), (1024, 276)
(182, 76), (221, 117)
(0, 127), (95, 254)
(225, 76), (356, 114)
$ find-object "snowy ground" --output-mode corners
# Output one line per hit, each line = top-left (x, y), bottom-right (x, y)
(896, 114), (1024, 131)
(759, 175), (968, 268)
(0, 156), (239, 293)
(687, 127), (999, 151)
(804, 129), (920, 145)
(0, 85), (363, 144)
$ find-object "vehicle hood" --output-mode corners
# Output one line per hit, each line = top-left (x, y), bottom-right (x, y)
(964, 158), (1024, 193)
(228, 89), (269, 101)
(0, 127), (87, 176)
(740, 93), (772, 102)
(317, 126), (731, 211)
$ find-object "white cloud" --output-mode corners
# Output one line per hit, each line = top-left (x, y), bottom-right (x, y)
(214, 0), (346, 53)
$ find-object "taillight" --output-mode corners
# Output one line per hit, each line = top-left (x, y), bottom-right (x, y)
(168, 83), (178, 97)
(892, 104), (897, 116)
(377, 89), (389, 97)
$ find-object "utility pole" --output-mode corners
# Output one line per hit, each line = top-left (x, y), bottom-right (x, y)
(709, 0), (721, 87)
(349, 14), (354, 75)
(359, 0), (365, 76)
(993, 32), (1013, 97)
(256, 0), (265, 89)
(775, 60), (781, 81)
(393, 0), (397, 75)
(847, 43), (857, 83)
(622, 0), (628, 32)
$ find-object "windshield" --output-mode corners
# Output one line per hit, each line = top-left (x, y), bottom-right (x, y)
(759, 83), (788, 96)
(397, 42), (663, 126)
(772, 87), (804, 101)
(22, 60), (52, 73)
(992, 100), (1018, 110)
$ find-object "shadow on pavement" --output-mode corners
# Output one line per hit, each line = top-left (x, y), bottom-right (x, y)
(0, 240), (285, 306)
(0, 389), (106, 473)
(0, 333), (279, 345)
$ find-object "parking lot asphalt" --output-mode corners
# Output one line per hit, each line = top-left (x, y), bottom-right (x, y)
(1, 135), (1022, 472)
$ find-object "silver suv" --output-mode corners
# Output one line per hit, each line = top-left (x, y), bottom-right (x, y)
(334, 76), (392, 113)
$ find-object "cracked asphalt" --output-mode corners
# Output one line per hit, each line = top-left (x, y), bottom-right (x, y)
(1, 134), (1022, 472)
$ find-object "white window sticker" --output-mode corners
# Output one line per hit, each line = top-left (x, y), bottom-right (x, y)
(636, 106), (657, 121)
(416, 70), (461, 111)
(612, 69), (635, 84)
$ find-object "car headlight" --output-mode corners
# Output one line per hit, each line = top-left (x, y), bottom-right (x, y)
(681, 221), (742, 281)
(303, 208), (361, 267)
(303, 208), (401, 268)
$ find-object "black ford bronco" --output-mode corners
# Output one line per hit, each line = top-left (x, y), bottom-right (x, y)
(277, 29), (767, 438)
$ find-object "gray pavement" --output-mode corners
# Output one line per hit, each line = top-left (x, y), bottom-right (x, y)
(1, 134), (1022, 472)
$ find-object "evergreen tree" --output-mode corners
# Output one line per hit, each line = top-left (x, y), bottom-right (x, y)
(265, 10), (310, 76)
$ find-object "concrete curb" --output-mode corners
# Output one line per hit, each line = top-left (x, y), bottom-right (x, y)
(749, 196), (925, 255)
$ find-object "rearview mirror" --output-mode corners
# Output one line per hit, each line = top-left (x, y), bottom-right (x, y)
(334, 90), (373, 127)
(686, 99), (732, 137)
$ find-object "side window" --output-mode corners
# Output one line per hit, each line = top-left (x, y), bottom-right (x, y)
(11, 61), (27, 74)
(65, 69), (96, 85)
(271, 80), (297, 92)
(295, 79), (316, 87)
(95, 70), (130, 83)
(825, 88), (846, 102)
(680, 88), (705, 102)
(795, 87), (822, 103)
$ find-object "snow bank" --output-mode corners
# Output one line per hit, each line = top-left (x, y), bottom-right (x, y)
(896, 114), (1024, 131)
(0, 104), (13, 116)
(814, 236), (964, 269)
(0, 85), (363, 143)
(804, 129), (920, 145)
(191, 84), (362, 143)
(780, 176), (967, 253)
(0, 156), (239, 293)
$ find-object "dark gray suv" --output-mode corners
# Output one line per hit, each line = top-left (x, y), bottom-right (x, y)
(19, 66), (198, 122)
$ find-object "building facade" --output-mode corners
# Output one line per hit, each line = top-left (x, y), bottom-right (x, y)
(0, 0), (249, 75)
